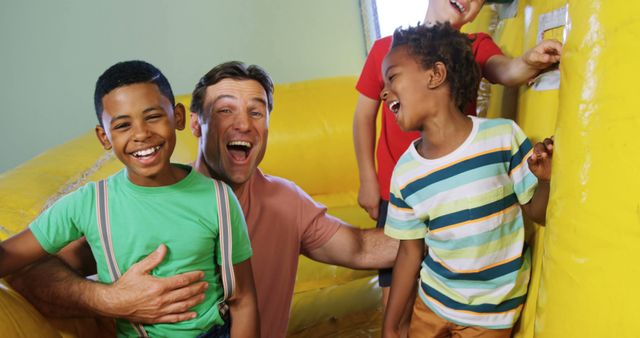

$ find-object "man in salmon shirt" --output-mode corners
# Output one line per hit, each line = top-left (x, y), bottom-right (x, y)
(10, 61), (398, 338)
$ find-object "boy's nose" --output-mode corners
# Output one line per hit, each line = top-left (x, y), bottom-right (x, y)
(133, 123), (152, 140)
(380, 89), (389, 101)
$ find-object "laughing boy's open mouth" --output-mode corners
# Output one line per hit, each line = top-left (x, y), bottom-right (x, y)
(389, 100), (401, 115)
(449, 0), (466, 13)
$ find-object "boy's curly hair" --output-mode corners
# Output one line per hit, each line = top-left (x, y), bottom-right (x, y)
(391, 23), (480, 112)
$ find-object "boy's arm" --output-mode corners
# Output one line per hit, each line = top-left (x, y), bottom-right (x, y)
(0, 229), (49, 277)
(382, 239), (423, 338)
(484, 39), (562, 87)
(353, 94), (382, 220)
(228, 259), (260, 338)
(522, 137), (554, 225)
(9, 240), (208, 323)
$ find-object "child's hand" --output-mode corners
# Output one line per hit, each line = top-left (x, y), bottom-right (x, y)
(358, 179), (381, 220)
(523, 39), (562, 70)
(527, 137), (554, 181)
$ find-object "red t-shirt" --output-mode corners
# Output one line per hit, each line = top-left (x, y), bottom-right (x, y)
(235, 169), (342, 338)
(355, 33), (503, 200)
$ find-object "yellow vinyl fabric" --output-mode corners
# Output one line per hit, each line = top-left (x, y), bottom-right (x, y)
(0, 77), (378, 337)
(511, 1), (567, 337)
(485, 0), (526, 120)
(537, 1), (640, 337)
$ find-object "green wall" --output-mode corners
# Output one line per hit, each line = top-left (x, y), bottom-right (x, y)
(0, 0), (366, 173)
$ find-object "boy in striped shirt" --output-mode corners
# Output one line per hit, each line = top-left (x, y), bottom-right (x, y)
(380, 23), (554, 338)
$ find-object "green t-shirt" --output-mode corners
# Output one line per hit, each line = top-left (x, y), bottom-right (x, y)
(30, 164), (252, 337)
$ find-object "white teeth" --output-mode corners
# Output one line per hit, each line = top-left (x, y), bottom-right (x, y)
(228, 141), (252, 148)
(389, 100), (400, 113)
(132, 146), (160, 157)
(449, 0), (465, 13)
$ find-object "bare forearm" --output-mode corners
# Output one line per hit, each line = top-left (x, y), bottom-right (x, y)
(229, 259), (260, 337)
(485, 55), (539, 87)
(307, 226), (398, 270)
(352, 228), (398, 269)
(229, 296), (259, 337)
(383, 239), (423, 336)
(523, 180), (550, 225)
(8, 257), (108, 317)
(353, 95), (379, 180)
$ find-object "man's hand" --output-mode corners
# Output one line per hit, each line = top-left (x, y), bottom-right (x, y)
(101, 244), (208, 324)
(358, 178), (381, 220)
(527, 137), (554, 181)
(523, 39), (562, 70)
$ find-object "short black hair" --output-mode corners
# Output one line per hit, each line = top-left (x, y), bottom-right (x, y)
(391, 23), (480, 112)
(94, 60), (175, 125)
(190, 61), (274, 116)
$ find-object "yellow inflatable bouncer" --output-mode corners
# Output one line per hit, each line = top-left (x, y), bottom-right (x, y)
(2, 1), (640, 337)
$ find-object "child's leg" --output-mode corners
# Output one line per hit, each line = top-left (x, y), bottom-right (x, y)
(450, 322), (512, 338)
(377, 199), (393, 298)
(408, 296), (450, 338)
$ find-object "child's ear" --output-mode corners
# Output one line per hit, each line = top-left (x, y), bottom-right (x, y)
(427, 61), (448, 89)
(95, 125), (112, 150)
(190, 112), (202, 137)
(173, 103), (186, 131)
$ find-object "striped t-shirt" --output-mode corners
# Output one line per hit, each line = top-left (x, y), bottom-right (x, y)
(385, 116), (538, 329)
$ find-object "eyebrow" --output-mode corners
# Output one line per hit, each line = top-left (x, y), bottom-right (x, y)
(109, 106), (162, 124)
(249, 97), (267, 107)
(384, 65), (397, 78)
(207, 94), (267, 113)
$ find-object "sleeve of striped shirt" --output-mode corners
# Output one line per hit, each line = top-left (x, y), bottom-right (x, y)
(508, 121), (538, 205)
(384, 171), (428, 240)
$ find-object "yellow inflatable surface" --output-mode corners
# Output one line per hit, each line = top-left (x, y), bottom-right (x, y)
(3, 2), (640, 336)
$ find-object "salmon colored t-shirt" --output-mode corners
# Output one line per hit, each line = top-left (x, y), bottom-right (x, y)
(234, 168), (342, 338)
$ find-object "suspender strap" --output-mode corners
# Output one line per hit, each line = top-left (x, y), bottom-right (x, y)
(214, 180), (236, 304)
(96, 180), (148, 337)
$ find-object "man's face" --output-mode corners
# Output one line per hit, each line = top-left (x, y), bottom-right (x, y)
(191, 79), (269, 188)
(428, 0), (484, 29)
(381, 46), (435, 132)
(95, 83), (185, 186)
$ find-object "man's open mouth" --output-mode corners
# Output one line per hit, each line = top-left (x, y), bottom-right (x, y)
(388, 100), (401, 114)
(449, 0), (466, 13)
(227, 140), (252, 161)
(131, 145), (161, 158)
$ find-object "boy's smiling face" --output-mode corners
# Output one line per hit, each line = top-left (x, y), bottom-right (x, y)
(428, 0), (485, 29)
(95, 83), (185, 187)
(381, 46), (435, 132)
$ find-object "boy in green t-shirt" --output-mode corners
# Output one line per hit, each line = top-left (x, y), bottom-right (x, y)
(0, 60), (259, 337)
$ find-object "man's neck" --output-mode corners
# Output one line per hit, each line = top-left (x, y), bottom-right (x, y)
(193, 153), (244, 194)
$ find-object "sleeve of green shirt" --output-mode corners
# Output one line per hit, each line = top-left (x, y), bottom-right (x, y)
(28, 184), (90, 254)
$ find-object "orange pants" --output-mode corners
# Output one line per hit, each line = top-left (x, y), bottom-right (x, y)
(408, 298), (513, 338)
